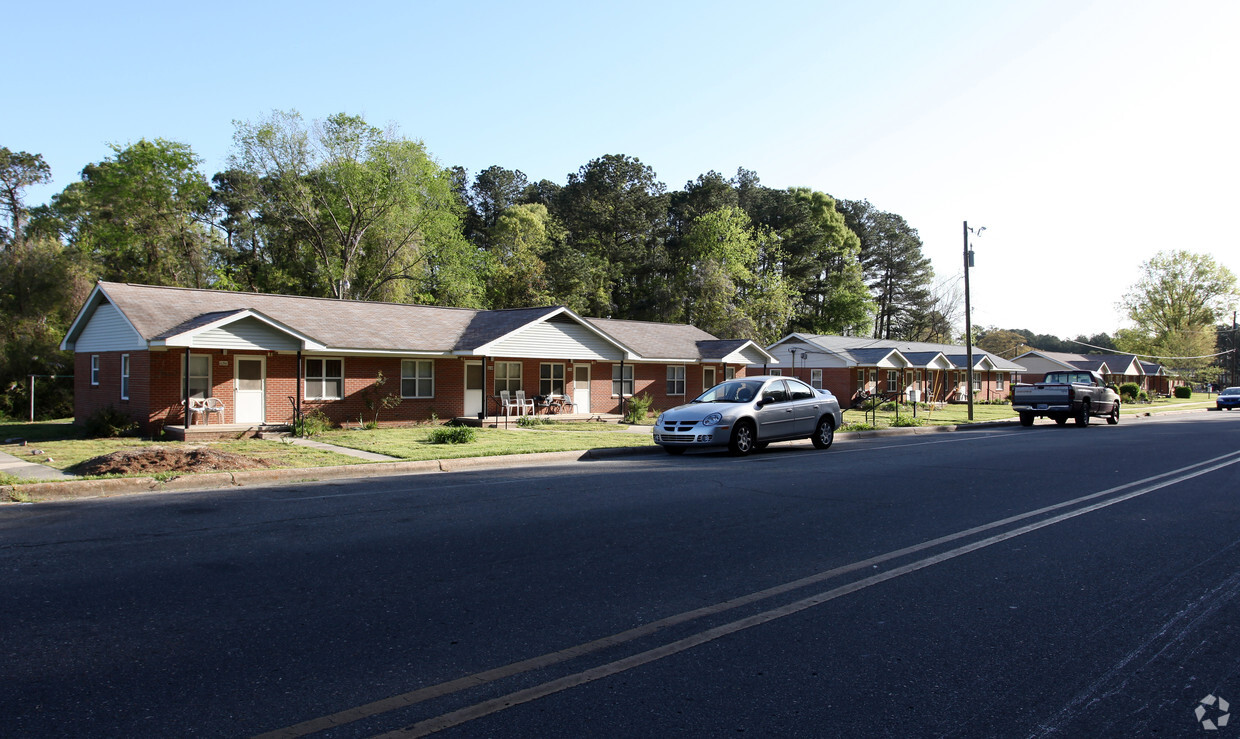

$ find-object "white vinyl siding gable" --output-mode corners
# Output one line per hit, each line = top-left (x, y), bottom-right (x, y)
(193, 317), (301, 351)
(484, 319), (623, 360)
(75, 303), (145, 352)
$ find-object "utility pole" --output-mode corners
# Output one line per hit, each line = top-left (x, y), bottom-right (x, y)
(1232, 310), (1237, 386)
(963, 221), (974, 421)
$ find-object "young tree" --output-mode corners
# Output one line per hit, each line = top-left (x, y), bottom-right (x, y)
(1119, 250), (1237, 335)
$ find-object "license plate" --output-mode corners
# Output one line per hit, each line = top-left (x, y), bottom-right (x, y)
(1036, 404), (1048, 410)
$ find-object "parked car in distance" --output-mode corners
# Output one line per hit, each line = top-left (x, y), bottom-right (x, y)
(653, 376), (843, 456)
(1012, 370), (1121, 427)
(1217, 387), (1240, 410)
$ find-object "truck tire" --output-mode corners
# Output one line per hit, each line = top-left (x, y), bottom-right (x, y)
(1019, 412), (1034, 427)
(1076, 399), (1091, 426)
(1054, 416), (1068, 426)
(1107, 402), (1120, 425)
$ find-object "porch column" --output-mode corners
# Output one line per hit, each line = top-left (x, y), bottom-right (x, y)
(296, 348), (302, 432)
(183, 346), (190, 426)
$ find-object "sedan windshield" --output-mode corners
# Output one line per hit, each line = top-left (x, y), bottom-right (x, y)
(694, 379), (765, 403)
(1222, 387), (1240, 396)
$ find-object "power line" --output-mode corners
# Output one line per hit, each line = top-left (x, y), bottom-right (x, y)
(1066, 337), (1234, 360)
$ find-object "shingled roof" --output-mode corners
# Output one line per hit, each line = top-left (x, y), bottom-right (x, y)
(63, 282), (773, 363)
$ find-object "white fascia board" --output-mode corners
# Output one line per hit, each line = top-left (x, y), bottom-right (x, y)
(152, 309), (326, 350)
(704, 341), (779, 365)
(876, 350), (911, 368)
(470, 306), (634, 358)
(60, 283), (145, 351)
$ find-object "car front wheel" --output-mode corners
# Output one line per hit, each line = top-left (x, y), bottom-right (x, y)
(811, 417), (835, 449)
(729, 420), (757, 456)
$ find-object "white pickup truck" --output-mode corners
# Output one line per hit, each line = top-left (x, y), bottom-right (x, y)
(1011, 370), (1121, 427)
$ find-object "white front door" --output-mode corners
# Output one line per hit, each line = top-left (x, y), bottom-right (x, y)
(235, 357), (265, 424)
(464, 361), (483, 418)
(573, 365), (590, 415)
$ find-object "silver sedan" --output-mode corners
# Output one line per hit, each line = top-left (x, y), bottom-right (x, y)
(653, 375), (843, 456)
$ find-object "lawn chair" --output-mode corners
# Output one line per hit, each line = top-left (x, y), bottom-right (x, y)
(515, 390), (535, 415)
(187, 398), (206, 425)
(558, 393), (577, 414)
(499, 390), (522, 417)
(202, 397), (225, 424)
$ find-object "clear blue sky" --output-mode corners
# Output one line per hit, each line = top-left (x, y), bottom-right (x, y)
(9, 0), (1238, 339)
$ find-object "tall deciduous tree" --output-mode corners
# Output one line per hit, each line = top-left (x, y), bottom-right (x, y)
(47, 139), (216, 287)
(230, 110), (477, 304)
(1116, 250), (1237, 379)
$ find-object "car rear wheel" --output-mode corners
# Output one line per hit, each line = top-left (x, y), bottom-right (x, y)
(1019, 412), (1034, 427)
(811, 417), (835, 449)
(1107, 402), (1120, 424)
(1076, 399), (1091, 426)
(729, 420), (756, 456)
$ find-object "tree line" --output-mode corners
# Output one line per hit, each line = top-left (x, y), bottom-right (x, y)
(3, 110), (1235, 419)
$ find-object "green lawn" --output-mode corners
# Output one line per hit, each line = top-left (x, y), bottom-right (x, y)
(316, 423), (654, 460)
(0, 419), (364, 478)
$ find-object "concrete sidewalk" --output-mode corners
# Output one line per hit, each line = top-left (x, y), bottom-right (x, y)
(0, 449), (76, 481)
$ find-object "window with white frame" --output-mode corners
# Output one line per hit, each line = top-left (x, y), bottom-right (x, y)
(495, 361), (522, 394)
(769, 368), (782, 376)
(996, 373), (1006, 391)
(540, 363), (565, 396)
(973, 373), (982, 391)
(704, 366), (717, 390)
(886, 370), (899, 393)
(810, 368), (823, 389)
(612, 364), (633, 396)
(666, 365), (685, 395)
(401, 360), (434, 398)
(185, 354), (211, 400)
(90, 355), (100, 385)
(120, 354), (130, 400)
(857, 369), (865, 390)
(305, 358), (344, 400)
(725, 366), (735, 380)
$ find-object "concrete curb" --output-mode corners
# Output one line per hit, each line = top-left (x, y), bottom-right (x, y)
(1, 409), (1207, 504)
(1, 445), (658, 503)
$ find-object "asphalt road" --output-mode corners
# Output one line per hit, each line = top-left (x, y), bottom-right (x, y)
(3, 411), (1239, 737)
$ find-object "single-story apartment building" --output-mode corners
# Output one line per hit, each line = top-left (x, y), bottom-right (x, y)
(755, 334), (1027, 406)
(60, 282), (775, 435)
(1011, 350), (1180, 395)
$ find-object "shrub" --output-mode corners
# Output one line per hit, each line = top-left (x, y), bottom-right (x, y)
(1118, 382), (1141, 401)
(891, 416), (923, 427)
(516, 414), (550, 427)
(840, 422), (876, 432)
(1138, 390), (1150, 402)
(625, 393), (654, 423)
(294, 409), (332, 437)
(84, 406), (137, 438)
(429, 426), (476, 444)
(1174, 386), (1192, 399)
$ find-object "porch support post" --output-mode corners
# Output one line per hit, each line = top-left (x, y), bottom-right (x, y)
(296, 348), (302, 434)
(480, 355), (488, 420)
(183, 346), (190, 426)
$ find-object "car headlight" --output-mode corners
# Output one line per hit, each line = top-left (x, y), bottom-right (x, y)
(701, 412), (723, 426)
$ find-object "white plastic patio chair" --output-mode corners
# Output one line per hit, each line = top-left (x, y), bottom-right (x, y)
(515, 390), (535, 415)
(202, 397), (225, 424)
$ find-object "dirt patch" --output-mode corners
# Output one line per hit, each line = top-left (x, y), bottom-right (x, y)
(77, 447), (275, 476)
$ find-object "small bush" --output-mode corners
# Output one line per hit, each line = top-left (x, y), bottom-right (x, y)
(1138, 390), (1150, 402)
(429, 426), (476, 444)
(891, 416), (923, 427)
(295, 409), (332, 437)
(84, 406), (137, 438)
(1118, 382), (1141, 401)
(840, 422), (876, 432)
(517, 414), (550, 427)
(1174, 386), (1192, 399)
(625, 393), (654, 423)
